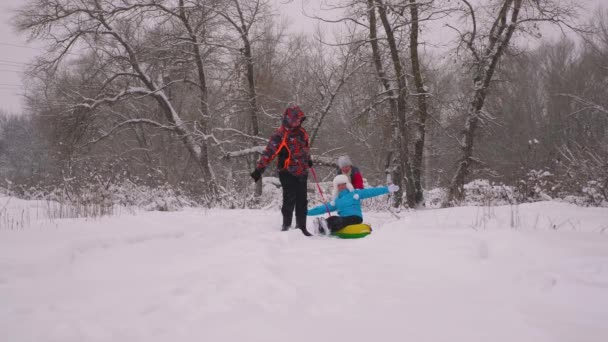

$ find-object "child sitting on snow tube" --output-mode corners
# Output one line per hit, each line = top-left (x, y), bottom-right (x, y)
(307, 174), (399, 235)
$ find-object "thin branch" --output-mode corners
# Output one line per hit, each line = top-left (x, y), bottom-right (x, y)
(559, 93), (608, 116)
(80, 119), (175, 148)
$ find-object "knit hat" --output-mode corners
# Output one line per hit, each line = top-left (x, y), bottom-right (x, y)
(337, 155), (352, 168)
(332, 174), (354, 199)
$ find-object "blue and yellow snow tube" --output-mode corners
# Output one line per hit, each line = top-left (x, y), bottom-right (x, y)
(332, 223), (372, 239)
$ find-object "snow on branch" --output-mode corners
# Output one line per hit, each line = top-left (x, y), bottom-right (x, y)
(72, 86), (151, 111)
(309, 155), (339, 168)
(80, 119), (176, 148)
(192, 127), (233, 152)
(222, 146), (265, 160)
(212, 128), (268, 144)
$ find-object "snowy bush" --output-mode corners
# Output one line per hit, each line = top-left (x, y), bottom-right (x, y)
(109, 182), (196, 211)
(2, 179), (200, 215)
(462, 179), (517, 206)
(424, 188), (449, 208)
(553, 144), (608, 207)
(3, 172), (605, 216)
(361, 192), (394, 211)
(516, 169), (556, 202)
(580, 181), (608, 207)
(241, 176), (284, 209)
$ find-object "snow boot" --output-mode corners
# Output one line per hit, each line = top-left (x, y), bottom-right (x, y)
(297, 226), (313, 237)
(313, 217), (328, 235)
(316, 217), (330, 235)
(313, 217), (321, 235)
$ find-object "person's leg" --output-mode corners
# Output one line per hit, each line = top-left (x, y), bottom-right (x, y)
(326, 216), (344, 233)
(294, 174), (309, 230)
(294, 175), (312, 236)
(279, 172), (296, 230)
(341, 215), (363, 226)
(326, 215), (362, 233)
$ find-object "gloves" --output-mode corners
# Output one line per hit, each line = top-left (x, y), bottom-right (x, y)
(388, 184), (400, 193)
(250, 169), (262, 182)
(308, 158), (313, 167)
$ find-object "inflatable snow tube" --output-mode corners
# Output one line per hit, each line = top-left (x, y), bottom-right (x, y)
(333, 223), (372, 239)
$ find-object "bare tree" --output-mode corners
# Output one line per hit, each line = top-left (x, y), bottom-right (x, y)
(380, 0), (438, 205)
(364, 0), (418, 207)
(408, 0), (432, 204)
(559, 7), (608, 118)
(447, 0), (582, 203)
(9, 0), (602, 209)
(213, 0), (270, 196)
(14, 0), (221, 196)
(304, 28), (366, 149)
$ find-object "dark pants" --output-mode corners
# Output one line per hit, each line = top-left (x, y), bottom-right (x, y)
(279, 172), (308, 229)
(327, 215), (363, 232)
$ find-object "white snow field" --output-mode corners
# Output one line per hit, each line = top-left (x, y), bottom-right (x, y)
(1, 201), (607, 342)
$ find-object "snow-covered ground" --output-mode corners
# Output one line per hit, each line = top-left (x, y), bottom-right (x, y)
(1, 201), (607, 342)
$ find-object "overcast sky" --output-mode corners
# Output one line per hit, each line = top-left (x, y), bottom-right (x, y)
(0, 0), (603, 115)
(0, 0), (37, 114)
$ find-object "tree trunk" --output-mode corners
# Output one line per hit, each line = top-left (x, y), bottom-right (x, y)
(233, 0), (263, 197)
(367, 0), (400, 207)
(177, 0), (217, 196)
(409, 0), (428, 206)
(448, 0), (522, 203)
(375, 0), (417, 208)
(242, 39), (263, 197)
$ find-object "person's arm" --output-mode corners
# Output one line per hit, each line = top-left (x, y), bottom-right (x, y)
(352, 170), (364, 189)
(356, 186), (389, 200)
(307, 202), (337, 216)
(255, 129), (284, 172)
(301, 128), (312, 169)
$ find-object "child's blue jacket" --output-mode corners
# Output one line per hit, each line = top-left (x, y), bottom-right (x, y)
(307, 186), (389, 218)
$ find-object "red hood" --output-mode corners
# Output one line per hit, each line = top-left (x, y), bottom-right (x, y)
(282, 106), (306, 129)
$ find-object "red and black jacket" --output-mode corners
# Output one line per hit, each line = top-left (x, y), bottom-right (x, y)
(256, 106), (311, 177)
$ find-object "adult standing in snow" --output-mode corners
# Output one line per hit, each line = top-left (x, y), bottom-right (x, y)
(250, 105), (313, 236)
(308, 174), (399, 235)
(336, 155), (364, 189)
